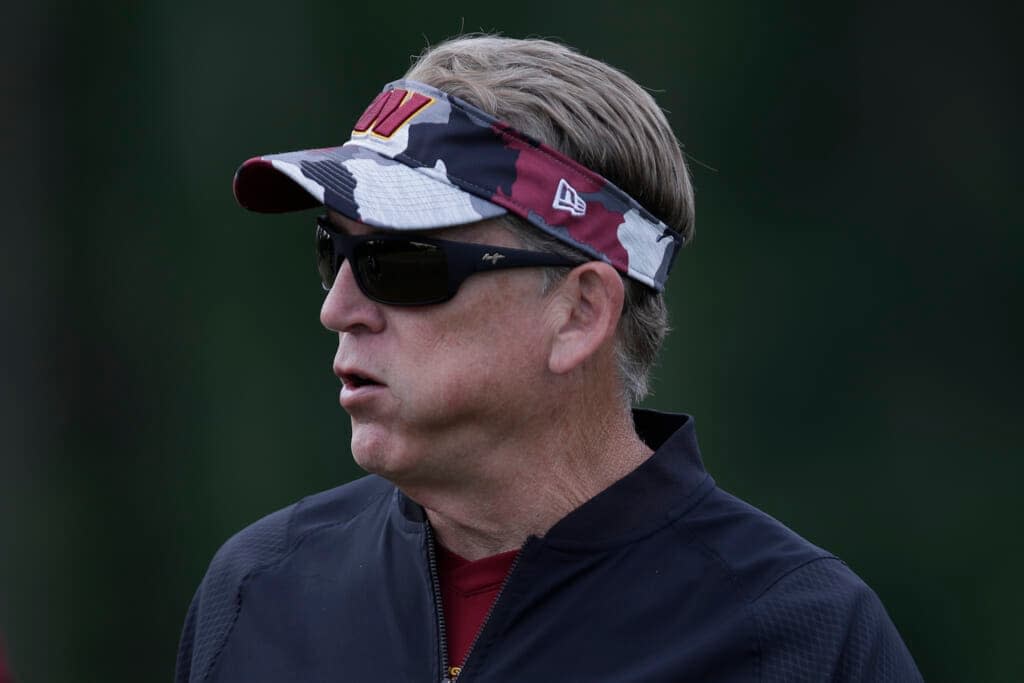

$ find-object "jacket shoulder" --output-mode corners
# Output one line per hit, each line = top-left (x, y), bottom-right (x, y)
(753, 556), (922, 681)
(678, 488), (921, 680)
(175, 475), (394, 683)
(678, 486), (835, 597)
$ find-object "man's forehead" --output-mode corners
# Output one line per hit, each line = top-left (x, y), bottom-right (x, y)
(325, 210), (371, 236)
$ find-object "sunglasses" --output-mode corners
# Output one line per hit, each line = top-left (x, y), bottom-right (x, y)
(315, 215), (580, 306)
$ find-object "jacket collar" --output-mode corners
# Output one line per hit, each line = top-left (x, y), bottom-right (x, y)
(539, 409), (712, 549)
(394, 410), (712, 549)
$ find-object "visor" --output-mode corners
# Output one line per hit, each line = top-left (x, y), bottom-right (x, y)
(233, 79), (683, 290)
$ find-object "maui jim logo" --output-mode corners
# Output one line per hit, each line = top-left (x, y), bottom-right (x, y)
(353, 89), (435, 138)
(482, 253), (506, 265)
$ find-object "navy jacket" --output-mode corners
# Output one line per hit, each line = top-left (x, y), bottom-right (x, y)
(176, 411), (921, 682)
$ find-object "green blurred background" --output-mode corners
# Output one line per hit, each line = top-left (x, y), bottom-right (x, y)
(2, 1), (1019, 681)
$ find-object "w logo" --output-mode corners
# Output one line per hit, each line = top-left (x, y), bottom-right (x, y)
(552, 179), (587, 217)
(353, 89), (434, 138)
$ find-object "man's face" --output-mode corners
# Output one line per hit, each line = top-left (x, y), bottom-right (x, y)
(320, 212), (558, 488)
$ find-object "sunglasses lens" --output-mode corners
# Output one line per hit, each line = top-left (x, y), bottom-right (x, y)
(355, 240), (449, 304)
(315, 225), (338, 290)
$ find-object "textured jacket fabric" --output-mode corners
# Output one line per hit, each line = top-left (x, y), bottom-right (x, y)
(176, 410), (922, 682)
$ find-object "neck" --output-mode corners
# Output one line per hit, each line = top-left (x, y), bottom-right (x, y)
(404, 397), (653, 561)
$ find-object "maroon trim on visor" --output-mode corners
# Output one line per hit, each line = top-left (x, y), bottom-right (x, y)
(233, 158), (320, 213)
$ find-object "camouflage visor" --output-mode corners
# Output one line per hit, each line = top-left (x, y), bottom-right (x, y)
(233, 79), (684, 290)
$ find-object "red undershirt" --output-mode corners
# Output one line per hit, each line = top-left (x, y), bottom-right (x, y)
(437, 544), (519, 678)
(0, 636), (13, 683)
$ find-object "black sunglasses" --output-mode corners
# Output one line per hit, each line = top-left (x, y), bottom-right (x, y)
(315, 215), (580, 306)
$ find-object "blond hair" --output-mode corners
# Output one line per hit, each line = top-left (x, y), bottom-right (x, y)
(406, 35), (695, 404)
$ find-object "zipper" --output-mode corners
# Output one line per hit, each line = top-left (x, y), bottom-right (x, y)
(425, 524), (453, 683)
(454, 545), (525, 681)
(426, 522), (532, 683)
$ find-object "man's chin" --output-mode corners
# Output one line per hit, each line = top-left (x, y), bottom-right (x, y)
(350, 424), (411, 478)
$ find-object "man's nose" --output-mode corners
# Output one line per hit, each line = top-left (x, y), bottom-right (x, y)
(319, 260), (386, 333)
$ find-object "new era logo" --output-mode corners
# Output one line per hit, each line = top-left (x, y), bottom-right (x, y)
(552, 179), (586, 217)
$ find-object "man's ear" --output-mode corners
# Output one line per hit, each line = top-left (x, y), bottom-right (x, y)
(547, 262), (625, 375)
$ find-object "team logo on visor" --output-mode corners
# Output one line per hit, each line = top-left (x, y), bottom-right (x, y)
(352, 89), (435, 138)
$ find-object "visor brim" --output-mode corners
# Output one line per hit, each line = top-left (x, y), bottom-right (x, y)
(232, 144), (507, 230)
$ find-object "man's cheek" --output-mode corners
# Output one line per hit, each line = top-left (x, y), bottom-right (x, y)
(432, 374), (475, 414)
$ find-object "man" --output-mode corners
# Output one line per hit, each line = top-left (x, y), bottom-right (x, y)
(177, 35), (921, 682)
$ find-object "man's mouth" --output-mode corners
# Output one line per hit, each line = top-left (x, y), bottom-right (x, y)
(341, 372), (383, 390)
